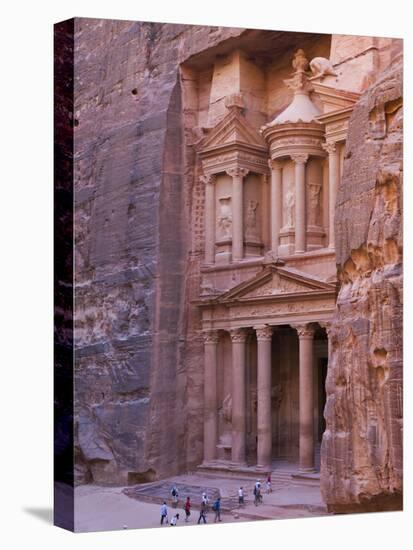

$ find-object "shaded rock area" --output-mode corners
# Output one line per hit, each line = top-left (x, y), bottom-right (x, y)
(73, 18), (247, 485)
(321, 56), (403, 513)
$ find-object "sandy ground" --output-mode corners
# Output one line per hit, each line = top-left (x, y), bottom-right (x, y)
(74, 475), (327, 533)
(74, 485), (248, 532)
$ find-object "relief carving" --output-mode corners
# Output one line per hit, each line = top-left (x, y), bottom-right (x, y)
(309, 57), (337, 80)
(217, 196), (232, 239)
(284, 186), (295, 228)
(245, 199), (259, 239)
(307, 182), (322, 226)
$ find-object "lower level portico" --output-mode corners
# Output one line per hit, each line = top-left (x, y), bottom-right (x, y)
(198, 262), (335, 474)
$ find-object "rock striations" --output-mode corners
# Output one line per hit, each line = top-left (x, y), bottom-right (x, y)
(321, 56), (403, 512)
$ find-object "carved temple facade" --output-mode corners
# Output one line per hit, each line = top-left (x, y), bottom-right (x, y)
(192, 46), (364, 473)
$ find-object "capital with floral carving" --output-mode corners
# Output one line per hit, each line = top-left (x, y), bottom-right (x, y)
(291, 153), (309, 165)
(322, 141), (337, 155)
(226, 167), (249, 179)
(230, 327), (248, 343)
(203, 330), (220, 344)
(268, 158), (283, 171)
(292, 323), (316, 338)
(200, 173), (217, 185)
(255, 325), (273, 341)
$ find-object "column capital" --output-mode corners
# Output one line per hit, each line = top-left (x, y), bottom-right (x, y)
(230, 327), (248, 343)
(292, 323), (316, 338)
(268, 158), (283, 170)
(203, 330), (220, 344)
(322, 141), (338, 155)
(255, 325), (273, 341)
(200, 173), (217, 185)
(291, 153), (309, 165)
(226, 167), (249, 179)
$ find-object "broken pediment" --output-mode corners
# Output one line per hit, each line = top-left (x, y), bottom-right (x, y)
(216, 265), (336, 304)
(311, 82), (361, 114)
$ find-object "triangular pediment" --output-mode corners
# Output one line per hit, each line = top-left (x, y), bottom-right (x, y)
(200, 107), (266, 153)
(216, 265), (335, 303)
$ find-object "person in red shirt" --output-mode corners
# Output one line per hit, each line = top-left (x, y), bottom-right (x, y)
(184, 496), (191, 522)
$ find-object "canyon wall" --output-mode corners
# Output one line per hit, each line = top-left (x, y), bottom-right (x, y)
(73, 19), (245, 484)
(321, 55), (403, 512)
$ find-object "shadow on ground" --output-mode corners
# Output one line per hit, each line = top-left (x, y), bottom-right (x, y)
(23, 507), (53, 524)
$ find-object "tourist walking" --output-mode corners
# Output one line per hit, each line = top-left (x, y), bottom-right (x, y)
(170, 513), (180, 526)
(197, 500), (207, 524)
(160, 501), (169, 525)
(253, 481), (262, 506)
(238, 486), (244, 507)
(171, 484), (179, 507)
(212, 497), (222, 522)
(184, 496), (191, 522)
(266, 474), (272, 494)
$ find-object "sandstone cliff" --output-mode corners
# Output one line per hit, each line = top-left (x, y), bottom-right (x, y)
(321, 57), (403, 512)
(73, 19), (245, 484)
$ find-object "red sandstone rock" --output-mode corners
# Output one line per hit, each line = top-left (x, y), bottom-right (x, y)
(321, 56), (403, 513)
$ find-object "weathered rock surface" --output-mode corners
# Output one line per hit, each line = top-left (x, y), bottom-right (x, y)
(73, 19), (247, 484)
(321, 56), (403, 512)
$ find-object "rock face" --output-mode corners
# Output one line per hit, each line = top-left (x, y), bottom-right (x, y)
(73, 19), (246, 485)
(321, 57), (403, 512)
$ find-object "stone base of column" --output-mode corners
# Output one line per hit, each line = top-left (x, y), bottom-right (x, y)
(255, 464), (272, 473)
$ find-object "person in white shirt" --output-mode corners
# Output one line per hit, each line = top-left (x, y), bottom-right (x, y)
(238, 486), (244, 507)
(170, 513), (180, 526)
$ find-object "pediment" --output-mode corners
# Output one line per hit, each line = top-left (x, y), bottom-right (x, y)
(199, 107), (266, 153)
(216, 265), (336, 303)
(311, 82), (361, 114)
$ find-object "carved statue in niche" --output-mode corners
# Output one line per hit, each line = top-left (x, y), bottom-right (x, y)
(217, 196), (232, 239)
(284, 186), (295, 227)
(307, 182), (322, 226)
(218, 393), (232, 447)
(245, 199), (259, 239)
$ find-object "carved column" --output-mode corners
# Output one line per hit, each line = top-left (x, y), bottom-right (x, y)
(230, 327), (248, 465)
(269, 159), (283, 257)
(291, 154), (308, 254)
(294, 323), (316, 472)
(203, 330), (219, 463)
(201, 174), (217, 264)
(227, 168), (249, 262)
(322, 142), (340, 249)
(255, 325), (273, 469)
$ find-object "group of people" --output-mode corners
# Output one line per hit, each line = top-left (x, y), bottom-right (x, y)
(160, 488), (222, 526)
(160, 476), (272, 525)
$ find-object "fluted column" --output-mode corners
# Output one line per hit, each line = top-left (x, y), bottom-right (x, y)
(269, 159), (283, 257)
(291, 154), (308, 254)
(230, 328), (248, 465)
(294, 323), (316, 472)
(322, 142), (340, 249)
(227, 167), (249, 262)
(203, 330), (219, 463)
(255, 325), (273, 469)
(201, 174), (217, 264)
